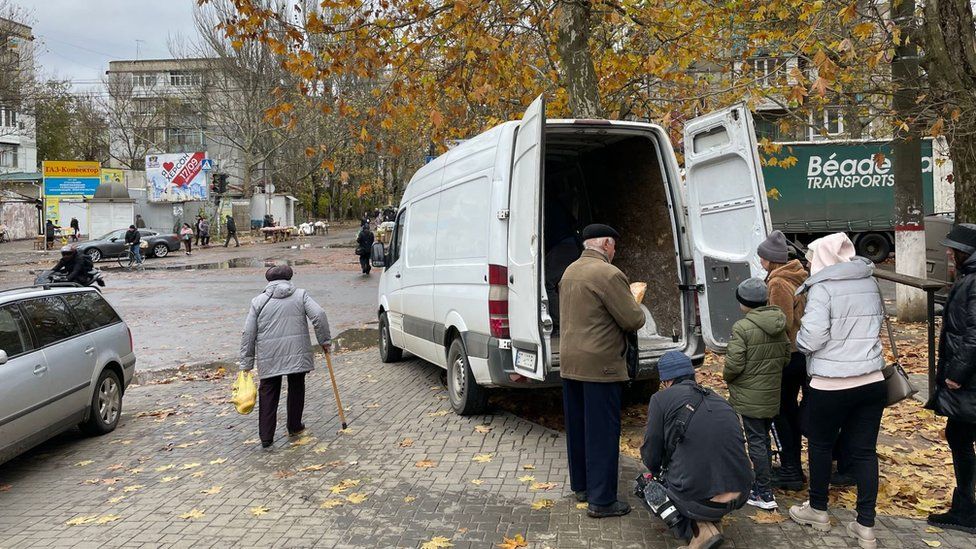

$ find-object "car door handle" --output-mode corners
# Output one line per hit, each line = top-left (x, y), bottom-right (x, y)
(33, 364), (47, 375)
(84, 346), (95, 355)
(395, 272), (401, 278)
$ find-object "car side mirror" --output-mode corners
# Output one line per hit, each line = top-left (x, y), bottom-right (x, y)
(370, 241), (386, 268)
(0, 350), (7, 365)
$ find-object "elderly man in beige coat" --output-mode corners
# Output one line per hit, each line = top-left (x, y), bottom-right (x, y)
(559, 224), (645, 518)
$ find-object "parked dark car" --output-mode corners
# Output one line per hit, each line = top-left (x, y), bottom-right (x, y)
(77, 229), (181, 262)
(925, 212), (955, 303)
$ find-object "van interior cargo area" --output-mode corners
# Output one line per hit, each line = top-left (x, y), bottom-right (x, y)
(543, 129), (682, 355)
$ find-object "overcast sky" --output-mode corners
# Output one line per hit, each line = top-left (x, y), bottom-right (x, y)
(25, 0), (198, 87)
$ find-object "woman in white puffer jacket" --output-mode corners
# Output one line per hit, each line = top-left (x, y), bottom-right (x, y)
(788, 232), (886, 549)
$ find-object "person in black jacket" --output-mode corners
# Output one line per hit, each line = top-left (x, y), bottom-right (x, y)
(641, 351), (754, 547)
(69, 217), (80, 242)
(224, 215), (240, 247)
(356, 224), (375, 275)
(51, 246), (94, 285)
(45, 219), (58, 249)
(927, 223), (976, 534)
(124, 224), (142, 265)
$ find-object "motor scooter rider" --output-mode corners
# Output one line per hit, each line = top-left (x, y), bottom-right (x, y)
(51, 245), (95, 285)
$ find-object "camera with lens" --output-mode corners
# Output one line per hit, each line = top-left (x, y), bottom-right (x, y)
(634, 473), (683, 529)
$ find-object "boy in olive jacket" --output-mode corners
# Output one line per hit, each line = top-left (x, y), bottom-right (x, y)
(724, 278), (790, 511)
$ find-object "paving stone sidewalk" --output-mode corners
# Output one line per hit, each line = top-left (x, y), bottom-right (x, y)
(0, 350), (967, 548)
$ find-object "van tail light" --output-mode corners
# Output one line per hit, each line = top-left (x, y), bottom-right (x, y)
(127, 326), (133, 353)
(488, 264), (510, 338)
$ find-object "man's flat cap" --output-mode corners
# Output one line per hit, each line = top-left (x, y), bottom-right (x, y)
(581, 224), (620, 241)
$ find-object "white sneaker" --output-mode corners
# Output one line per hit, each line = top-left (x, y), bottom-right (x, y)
(847, 521), (877, 549)
(789, 501), (831, 531)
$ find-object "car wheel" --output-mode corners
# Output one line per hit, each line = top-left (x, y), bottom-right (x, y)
(79, 368), (123, 436)
(152, 243), (169, 258)
(447, 338), (488, 415)
(379, 312), (403, 363)
(86, 248), (102, 262)
(855, 232), (892, 263)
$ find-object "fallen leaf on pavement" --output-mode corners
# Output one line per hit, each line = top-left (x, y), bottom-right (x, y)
(201, 486), (222, 495)
(108, 496), (125, 504)
(154, 464), (174, 472)
(415, 459), (436, 469)
(179, 509), (205, 520)
(274, 470), (294, 479)
(329, 479), (361, 494)
(106, 464), (125, 471)
(320, 499), (344, 509)
(291, 436), (315, 447)
(161, 476), (180, 483)
(470, 479), (485, 485)
(122, 485), (144, 493)
(75, 460), (94, 467)
(474, 425), (492, 433)
(922, 541), (942, 548)
(576, 502), (588, 510)
(180, 463), (201, 470)
(531, 499), (554, 510)
(65, 515), (98, 526)
(399, 438), (414, 448)
(420, 536), (453, 549)
(191, 471), (205, 478)
(521, 464), (535, 470)
(346, 493), (368, 504)
(517, 475), (535, 483)
(298, 464), (327, 472)
(404, 496), (416, 503)
(209, 458), (227, 465)
(129, 467), (143, 474)
(925, 526), (944, 533)
(326, 460), (345, 467)
(250, 506), (270, 516)
(243, 438), (260, 445)
(96, 515), (121, 524)
(472, 453), (493, 463)
(427, 410), (449, 417)
(135, 409), (176, 420)
(529, 482), (557, 491)
(749, 511), (787, 524)
(498, 534), (527, 549)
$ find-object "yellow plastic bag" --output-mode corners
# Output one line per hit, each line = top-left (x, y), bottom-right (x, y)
(232, 371), (257, 415)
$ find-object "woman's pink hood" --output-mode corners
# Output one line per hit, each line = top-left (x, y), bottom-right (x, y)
(807, 232), (856, 275)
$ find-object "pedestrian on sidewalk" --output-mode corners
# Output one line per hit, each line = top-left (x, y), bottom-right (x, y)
(559, 224), (645, 518)
(926, 223), (976, 534)
(70, 217), (80, 242)
(180, 223), (193, 255)
(239, 265), (331, 448)
(135, 214), (146, 229)
(789, 232), (885, 549)
(641, 351), (753, 548)
(356, 223), (374, 275)
(199, 217), (211, 247)
(194, 215), (203, 246)
(224, 215), (240, 247)
(757, 230), (809, 491)
(724, 277), (790, 511)
(124, 224), (143, 265)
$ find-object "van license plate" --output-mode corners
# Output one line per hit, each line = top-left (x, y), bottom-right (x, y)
(515, 350), (537, 371)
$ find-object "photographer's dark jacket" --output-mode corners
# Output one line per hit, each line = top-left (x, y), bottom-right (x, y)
(641, 381), (754, 502)
(927, 253), (976, 422)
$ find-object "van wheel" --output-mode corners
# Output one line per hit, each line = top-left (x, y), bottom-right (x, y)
(447, 338), (488, 415)
(856, 232), (892, 263)
(79, 369), (123, 436)
(379, 313), (403, 363)
(624, 378), (661, 406)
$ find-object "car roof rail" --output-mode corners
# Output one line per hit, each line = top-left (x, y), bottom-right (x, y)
(0, 282), (84, 297)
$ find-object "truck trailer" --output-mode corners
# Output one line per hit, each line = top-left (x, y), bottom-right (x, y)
(762, 139), (953, 262)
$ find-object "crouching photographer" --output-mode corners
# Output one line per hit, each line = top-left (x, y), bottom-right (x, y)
(637, 351), (754, 548)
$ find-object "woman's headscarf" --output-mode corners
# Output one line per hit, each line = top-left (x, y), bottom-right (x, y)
(807, 232), (856, 275)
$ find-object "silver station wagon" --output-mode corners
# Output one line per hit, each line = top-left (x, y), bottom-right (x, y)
(0, 284), (136, 464)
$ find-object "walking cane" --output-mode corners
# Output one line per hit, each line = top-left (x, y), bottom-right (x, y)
(324, 351), (348, 430)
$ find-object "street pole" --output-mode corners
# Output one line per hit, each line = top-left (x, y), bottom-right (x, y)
(891, 0), (926, 322)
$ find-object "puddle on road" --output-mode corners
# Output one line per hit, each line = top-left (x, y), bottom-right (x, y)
(331, 328), (378, 352)
(288, 244), (312, 250)
(146, 257), (315, 271)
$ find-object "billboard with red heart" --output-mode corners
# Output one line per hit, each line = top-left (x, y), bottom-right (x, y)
(145, 152), (210, 202)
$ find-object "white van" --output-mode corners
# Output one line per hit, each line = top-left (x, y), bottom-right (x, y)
(373, 96), (771, 414)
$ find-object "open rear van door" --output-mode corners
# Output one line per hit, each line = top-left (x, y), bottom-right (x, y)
(684, 103), (771, 352)
(507, 94), (547, 380)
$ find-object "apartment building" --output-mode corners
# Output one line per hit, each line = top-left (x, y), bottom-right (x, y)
(0, 16), (36, 174)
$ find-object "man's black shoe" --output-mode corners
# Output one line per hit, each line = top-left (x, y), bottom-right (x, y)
(928, 490), (976, 534)
(772, 464), (805, 491)
(587, 501), (631, 518)
(830, 471), (856, 487)
(574, 490), (587, 502)
(261, 440), (273, 448)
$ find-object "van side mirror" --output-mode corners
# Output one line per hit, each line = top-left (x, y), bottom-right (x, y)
(370, 241), (387, 268)
(0, 350), (7, 365)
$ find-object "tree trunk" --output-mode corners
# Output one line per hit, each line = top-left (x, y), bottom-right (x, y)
(949, 135), (976, 223)
(892, 0), (926, 321)
(553, 0), (602, 118)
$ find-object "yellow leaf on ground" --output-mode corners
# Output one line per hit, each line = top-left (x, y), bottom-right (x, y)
(345, 493), (368, 504)
(749, 511), (787, 524)
(925, 526), (944, 533)
(201, 486), (222, 495)
(250, 506), (270, 516)
(521, 464), (535, 470)
(399, 438), (414, 448)
(922, 541), (942, 548)
(428, 410), (450, 417)
(96, 515), (121, 524)
(328, 479), (361, 494)
(421, 536), (453, 549)
(320, 499), (344, 509)
(161, 476), (180, 483)
(179, 508), (205, 520)
(291, 436), (315, 446)
(474, 425), (493, 433)
(529, 482), (557, 491)
(75, 460), (94, 467)
(518, 475), (535, 483)
(299, 464), (327, 472)
(191, 471), (205, 478)
(243, 438), (259, 444)
(122, 485), (144, 493)
(180, 463), (201, 470)
(404, 496), (416, 503)
(471, 479), (485, 485)
(415, 459), (437, 468)
(576, 502), (588, 510)
(209, 458), (227, 465)
(65, 515), (98, 526)
(154, 464), (174, 472)
(498, 534), (528, 549)
(108, 496), (125, 504)
(472, 453), (493, 463)
(531, 499), (554, 510)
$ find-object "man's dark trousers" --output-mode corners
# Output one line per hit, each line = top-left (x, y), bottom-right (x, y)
(562, 378), (623, 506)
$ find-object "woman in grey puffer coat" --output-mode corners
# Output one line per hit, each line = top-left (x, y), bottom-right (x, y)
(240, 265), (331, 447)
(788, 233), (886, 549)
